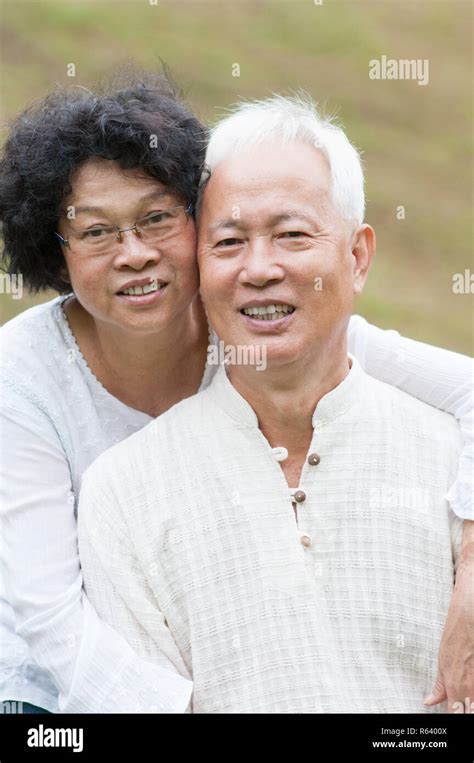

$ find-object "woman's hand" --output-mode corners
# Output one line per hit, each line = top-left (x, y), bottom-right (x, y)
(424, 520), (474, 713)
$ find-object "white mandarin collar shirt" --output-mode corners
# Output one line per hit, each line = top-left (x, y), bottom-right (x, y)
(78, 354), (463, 713)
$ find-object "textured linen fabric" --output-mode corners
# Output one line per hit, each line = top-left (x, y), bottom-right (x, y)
(0, 295), (471, 712)
(78, 359), (463, 713)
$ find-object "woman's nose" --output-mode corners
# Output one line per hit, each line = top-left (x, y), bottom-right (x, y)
(113, 229), (162, 268)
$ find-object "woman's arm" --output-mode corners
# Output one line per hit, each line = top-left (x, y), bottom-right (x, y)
(78, 463), (193, 711)
(348, 315), (473, 520)
(0, 385), (192, 713)
(425, 519), (474, 711)
(348, 316), (473, 709)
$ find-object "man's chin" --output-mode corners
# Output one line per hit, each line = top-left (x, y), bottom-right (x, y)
(219, 337), (303, 375)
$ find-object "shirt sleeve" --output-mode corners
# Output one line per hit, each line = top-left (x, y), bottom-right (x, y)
(77, 463), (193, 711)
(0, 384), (192, 713)
(347, 315), (473, 520)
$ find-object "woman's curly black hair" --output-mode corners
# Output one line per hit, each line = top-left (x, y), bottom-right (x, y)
(0, 68), (208, 293)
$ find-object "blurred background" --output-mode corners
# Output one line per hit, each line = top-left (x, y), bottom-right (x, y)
(1, 0), (472, 353)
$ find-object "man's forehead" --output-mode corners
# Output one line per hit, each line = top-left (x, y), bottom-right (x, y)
(201, 174), (331, 230)
(213, 138), (328, 175)
(199, 142), (333, 228)
(205, 150), (331, 207)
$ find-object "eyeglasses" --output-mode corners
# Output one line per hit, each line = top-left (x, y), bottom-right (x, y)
(54, 203), (194, 256)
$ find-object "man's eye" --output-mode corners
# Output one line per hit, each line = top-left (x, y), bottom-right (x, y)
(216, 238), (242, 247)
(279, 231), (306, 238)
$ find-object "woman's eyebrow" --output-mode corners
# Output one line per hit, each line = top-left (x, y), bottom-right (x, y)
(69, 190), (171, 217)
(69, 205), (106, 216)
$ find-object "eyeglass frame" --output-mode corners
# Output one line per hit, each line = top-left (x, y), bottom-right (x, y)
(54, 203), (194, 251)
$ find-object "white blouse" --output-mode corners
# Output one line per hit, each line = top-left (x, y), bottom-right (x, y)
(77, 359), (463, 713)
(0, 295), (472, 712)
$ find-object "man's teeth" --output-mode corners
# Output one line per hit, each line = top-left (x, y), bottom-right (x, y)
(121, 282), (163, 295)
(242, 304), (295, 320)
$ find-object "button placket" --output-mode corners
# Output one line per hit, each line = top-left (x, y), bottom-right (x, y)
(267, 443), (304, 542)
(300, 428), (327, 552)
(291, 440), (323, 550)
(289, 488), (312, 549)
(270, 442), (315, 551)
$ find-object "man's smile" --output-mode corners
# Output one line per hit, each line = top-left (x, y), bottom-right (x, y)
(239, 299), (296, 328)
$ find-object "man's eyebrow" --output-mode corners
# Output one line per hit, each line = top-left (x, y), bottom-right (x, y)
(209, 210), (320, 232)
(209, 218), (245, 232)
(70, 190), (170, 216)
(271, 211), (320, 225)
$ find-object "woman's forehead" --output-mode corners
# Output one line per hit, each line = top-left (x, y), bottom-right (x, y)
(70, 158), (161, 191)
(66, 160), (179, 214)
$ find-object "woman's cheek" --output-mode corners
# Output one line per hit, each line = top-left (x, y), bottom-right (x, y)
(68, 262), (111, 310)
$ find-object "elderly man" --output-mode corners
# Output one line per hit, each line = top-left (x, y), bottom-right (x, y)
(78, 95), (467, 713)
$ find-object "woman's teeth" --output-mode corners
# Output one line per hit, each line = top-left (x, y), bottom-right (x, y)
(242, 304), (295, 321)
(121, 282), (164, 296)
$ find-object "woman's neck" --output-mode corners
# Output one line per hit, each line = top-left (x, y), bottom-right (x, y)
(64, 295), (209, 417)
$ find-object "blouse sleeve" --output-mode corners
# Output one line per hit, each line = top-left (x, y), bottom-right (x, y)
(347, 315), (473, 520)
(0, 382), (192, 713)
(78, 462), (193, 710)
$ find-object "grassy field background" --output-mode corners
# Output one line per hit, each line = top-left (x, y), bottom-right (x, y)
(0, 0), (472, 353)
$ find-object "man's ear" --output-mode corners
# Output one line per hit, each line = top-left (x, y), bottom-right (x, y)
(351, 224), (376, 295)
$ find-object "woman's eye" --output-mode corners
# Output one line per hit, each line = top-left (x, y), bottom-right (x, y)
(143, 212), (169, 225)
(81, 227), (109, 239)
(216, 238), (242, 247)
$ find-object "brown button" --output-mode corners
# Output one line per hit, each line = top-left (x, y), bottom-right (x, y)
(294, 490), (306, 503)
(308, 453), (321, 466)
(300, 534), (312, 549)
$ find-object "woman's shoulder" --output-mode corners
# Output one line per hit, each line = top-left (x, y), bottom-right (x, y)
(1, 294), (67, 343)
(0, 294), (73, 390)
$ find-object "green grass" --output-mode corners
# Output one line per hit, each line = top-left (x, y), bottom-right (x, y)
(0, 0), (472, 354)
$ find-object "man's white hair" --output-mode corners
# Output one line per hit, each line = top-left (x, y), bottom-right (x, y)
(204, 93), (365, 225)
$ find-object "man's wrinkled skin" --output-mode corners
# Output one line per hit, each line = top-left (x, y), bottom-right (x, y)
(425, 519), (474, 712)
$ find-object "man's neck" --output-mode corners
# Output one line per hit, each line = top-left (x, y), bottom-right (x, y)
(228, 338), (350, 484)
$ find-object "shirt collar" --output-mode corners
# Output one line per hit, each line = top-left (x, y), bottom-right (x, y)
(310, 354), (362, 427)
(206, 353), (363, 430)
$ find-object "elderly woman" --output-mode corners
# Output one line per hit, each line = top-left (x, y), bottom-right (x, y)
(0, 72), (472, 714)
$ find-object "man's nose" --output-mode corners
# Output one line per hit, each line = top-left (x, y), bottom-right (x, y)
(239, 236), (284, 286)
(113, 229), (162, 269)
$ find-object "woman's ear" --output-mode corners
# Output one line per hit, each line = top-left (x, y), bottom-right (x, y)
(351, 224), (376, 295)
(59, 263), (71, 286)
